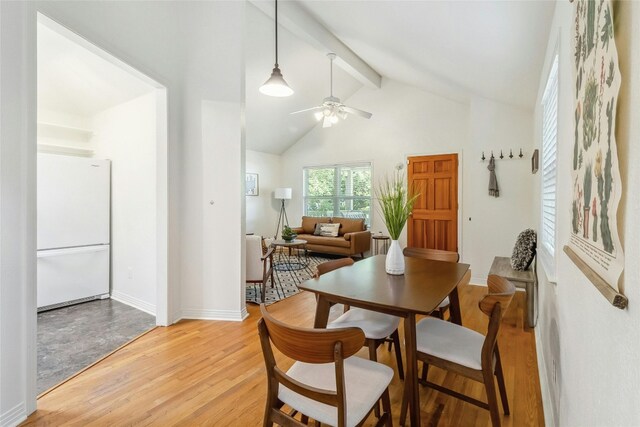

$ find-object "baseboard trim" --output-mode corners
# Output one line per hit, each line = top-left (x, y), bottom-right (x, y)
(0, 402), (26, 427)
(111, 290), (156, 316)
(181, 308), (248, 321)
(535, 325), (556, 427)
(471, 276), (487, 286)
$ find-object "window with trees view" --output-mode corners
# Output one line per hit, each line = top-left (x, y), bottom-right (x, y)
(303, 163), (372, 225)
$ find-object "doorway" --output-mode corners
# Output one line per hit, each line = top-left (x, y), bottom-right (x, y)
(35, 14), (168, 395)
(407, 154), (459, 252)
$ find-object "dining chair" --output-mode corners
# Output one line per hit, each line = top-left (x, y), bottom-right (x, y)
(258, 304), (394, 427)
(314, 257), (355, 278)
(315, 259), (405, 381)
(400, 275), (516, 427)
(246, 235), (275, 303)
(402, 247), (460, 319)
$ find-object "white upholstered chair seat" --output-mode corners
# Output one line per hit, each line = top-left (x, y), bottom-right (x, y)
(416, 317), (485, 370)
(437, 296), (450, 309)
(327, 308), (401, 340)
(279, 356), (394, 427)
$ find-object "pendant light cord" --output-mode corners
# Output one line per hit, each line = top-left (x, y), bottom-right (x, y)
(274, 0), (279, 67)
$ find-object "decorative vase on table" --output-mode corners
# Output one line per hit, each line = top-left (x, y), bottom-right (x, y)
(376, 164), (420, 276)
(385, 240), (405, 275)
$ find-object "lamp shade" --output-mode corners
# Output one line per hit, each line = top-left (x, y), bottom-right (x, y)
(274, 187), (292, 200)
(259, 66), (294, 97)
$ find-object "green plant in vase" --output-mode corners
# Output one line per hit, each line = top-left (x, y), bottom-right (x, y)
(281, 225), (296, 242)
(376, 167), (420, 275)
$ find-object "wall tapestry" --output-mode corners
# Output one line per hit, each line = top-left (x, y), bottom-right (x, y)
(569, 0), (624, 291)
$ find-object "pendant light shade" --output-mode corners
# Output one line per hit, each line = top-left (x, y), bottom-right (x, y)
(260, 0), (293, 97)
(259, 66), (294, 97)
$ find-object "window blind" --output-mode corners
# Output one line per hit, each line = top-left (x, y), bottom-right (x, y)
(541, 55), (559, 257)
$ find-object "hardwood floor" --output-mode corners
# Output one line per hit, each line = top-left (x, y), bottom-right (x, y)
(23, 284), (544, 426)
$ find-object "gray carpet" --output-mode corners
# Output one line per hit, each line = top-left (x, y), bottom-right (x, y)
(37, 298), (155, 394)
(246, 253), (340, 305)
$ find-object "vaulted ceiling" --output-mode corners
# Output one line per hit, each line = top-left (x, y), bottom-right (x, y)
(245, 0), (555, 154)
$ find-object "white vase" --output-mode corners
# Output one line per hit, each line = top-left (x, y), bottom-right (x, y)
(385, 240), (405, 275)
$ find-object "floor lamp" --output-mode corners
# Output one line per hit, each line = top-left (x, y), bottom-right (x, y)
(274, 187), (292, 239)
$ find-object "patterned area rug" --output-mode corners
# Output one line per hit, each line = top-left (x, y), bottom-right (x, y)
(246, 253), (340, 305)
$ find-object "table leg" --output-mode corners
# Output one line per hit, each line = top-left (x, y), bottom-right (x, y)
(313, 296), (331, 328)
(448, 285), (463, 326)
(403, 314), (420, 426)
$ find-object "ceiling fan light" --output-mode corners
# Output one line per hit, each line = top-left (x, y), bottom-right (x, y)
(323, 108), (332, 117)
(259, 66), (294, 97)
(338, 111), (348, 120)
(314, 111), (323, 121)
(330, 115), (339, 124)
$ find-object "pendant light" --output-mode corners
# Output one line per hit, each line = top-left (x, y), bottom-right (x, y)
(259, 0), (294, 97)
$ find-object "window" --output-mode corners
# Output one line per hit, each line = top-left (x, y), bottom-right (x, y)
(303, 163), (372, 225)
(540, 54), (559, 269)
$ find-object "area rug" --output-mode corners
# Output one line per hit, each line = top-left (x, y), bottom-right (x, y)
(246, 254), (339, 305)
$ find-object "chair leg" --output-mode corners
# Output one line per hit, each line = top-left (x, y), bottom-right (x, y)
(261, 281), (266, 303)
(391, 330), (404, 380)
(483, 369), (502, 427)
(399, 380), (409, 426)
(381, 387), (393, 427)
(494, 347), (510, 415)
(368, 340), (381, 418)
(420, 362), (429, 384)
(301, 415), (309, 424)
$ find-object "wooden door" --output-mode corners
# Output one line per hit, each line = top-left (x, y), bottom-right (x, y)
(407, 154), (458, 252)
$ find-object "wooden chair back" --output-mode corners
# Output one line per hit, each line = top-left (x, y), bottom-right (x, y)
(315, 257), (355, 278)
(258, 304), (368, 426)
(403, 247), (460, 263)
(479, 275), (516, 318)
(480, 275), (516, 373)
(259, 304), (364, 363)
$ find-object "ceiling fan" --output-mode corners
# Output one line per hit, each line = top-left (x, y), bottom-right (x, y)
(291, 53), (372, 128)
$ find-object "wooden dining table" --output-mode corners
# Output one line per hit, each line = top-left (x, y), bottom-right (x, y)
(298, 254), (470, 426)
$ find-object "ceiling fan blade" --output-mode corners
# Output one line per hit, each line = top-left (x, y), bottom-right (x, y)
(290, 106), (323, 115)
(322, 116), (332, 128)
(341, 106), (372, 119)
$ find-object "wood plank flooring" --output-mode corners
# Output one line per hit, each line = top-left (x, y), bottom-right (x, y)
(23, 284), (544, 426)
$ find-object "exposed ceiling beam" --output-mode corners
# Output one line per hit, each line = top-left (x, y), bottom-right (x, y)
(249, 0), (381, 89)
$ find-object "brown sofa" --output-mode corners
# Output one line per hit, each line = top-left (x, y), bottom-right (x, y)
(291, 216), (371, 258)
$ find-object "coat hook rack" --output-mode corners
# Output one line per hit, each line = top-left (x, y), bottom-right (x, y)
(480, 148), (525, 162)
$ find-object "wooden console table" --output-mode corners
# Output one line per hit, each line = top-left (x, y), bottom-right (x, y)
(489, 256), (537, 328)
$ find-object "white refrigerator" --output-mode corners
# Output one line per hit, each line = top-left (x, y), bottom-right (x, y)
(37, 153), (111, 310)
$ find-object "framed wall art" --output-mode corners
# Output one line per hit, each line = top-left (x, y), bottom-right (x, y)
(531, 149), (539, 174)
(565, 0), (626, 308)
(245, 173), (259, 196)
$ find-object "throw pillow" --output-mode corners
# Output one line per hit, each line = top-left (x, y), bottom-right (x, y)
(318, 223), (340, 237)
(510, 229), (537, 271)
(313, 223), (323, 236)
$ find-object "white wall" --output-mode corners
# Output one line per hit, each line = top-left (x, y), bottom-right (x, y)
(92, 91), (157, 315)
(0, 1), (245, 424)
(534, 2), (640, 427)
(0, 3), (37, 424)
(280, 78), (535, 283)
(464, 97), (535, 284)
(246, 149), (281, 238)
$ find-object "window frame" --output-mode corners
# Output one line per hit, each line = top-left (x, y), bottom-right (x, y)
(303, 162), (373, 226)
(539, 51), (559, 281)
